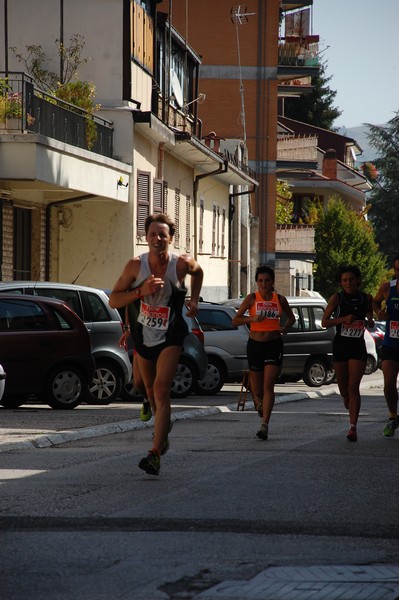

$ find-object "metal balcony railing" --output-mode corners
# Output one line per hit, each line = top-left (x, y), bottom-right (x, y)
(0, 72), (113, 158)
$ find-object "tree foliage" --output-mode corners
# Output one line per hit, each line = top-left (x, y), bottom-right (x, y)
(314, 198), (386, 299)
(366, 112), (399, 264)
(276, 180), (293, 224)
(282, 61), (342, 130)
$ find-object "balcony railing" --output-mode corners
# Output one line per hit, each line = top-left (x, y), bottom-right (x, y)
(0, 72), (113, 158)
(277, 134), (318, 162)
(278, 36), (319, 67)
(276, 224), (315, 254)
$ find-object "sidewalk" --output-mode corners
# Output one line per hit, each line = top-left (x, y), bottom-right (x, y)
(0, 373), (383, 452)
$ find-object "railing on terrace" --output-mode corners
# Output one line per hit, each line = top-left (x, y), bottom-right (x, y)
(277, 134), (318, 162)
(276, 224), (315, 254)
(0, 72), (113, 158)
(278, 36), (319, 67)
(223, 149), (257, 181)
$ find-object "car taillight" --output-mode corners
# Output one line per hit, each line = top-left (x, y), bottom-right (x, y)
(192, 327), (204, 345)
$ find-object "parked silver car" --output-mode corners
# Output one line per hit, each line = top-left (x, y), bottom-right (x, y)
(198, 298), (337, 392)
(0, 282), (132, 403)
(0, 364), (5, 401)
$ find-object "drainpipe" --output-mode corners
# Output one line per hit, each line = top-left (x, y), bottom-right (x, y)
(45, 194), (95, 280)
(193, 161), (228, 260)
(228, 186), (256, 298)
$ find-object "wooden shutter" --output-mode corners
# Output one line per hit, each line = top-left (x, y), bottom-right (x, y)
(137, 171), (150, 236)
(153, 179), (163, 214)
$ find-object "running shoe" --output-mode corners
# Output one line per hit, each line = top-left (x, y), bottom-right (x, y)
(346, 426), (357, 442)
(383, 417), (399, 437)
(139, 451), (160, 475)
(256, 422), (268, 440)
(140, 399), (152, 422)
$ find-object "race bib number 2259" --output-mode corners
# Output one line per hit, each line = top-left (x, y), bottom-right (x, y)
(137, 301), (170, 330)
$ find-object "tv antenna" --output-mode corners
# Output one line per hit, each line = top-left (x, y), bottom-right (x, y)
(230, 6), (255, 144)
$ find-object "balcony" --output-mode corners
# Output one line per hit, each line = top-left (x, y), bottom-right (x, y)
(0, 72), (113, 158)
(276, 224), (315, 255)
(278, 35), (319, 82)
(277, 134), (318, 171)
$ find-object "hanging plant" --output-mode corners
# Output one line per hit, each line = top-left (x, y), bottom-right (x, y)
(361, 162), (378, 182)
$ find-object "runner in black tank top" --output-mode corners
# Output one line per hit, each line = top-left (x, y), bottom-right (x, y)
(322, 265), (374, 442)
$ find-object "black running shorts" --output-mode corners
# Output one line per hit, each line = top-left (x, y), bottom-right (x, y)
(247, 337), (283, 371)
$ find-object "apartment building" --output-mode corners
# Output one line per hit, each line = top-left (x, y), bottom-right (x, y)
(157, 0), (318, 293)
(0, 0), (256, 300)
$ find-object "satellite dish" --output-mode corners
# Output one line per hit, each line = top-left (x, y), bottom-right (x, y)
(170, 69), (183, 108)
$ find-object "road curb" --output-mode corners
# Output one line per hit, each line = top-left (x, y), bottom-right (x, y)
(0, 387), (341, 453)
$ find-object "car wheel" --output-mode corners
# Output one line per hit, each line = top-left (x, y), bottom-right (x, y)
(119, 375), (144, 402)
(45, 365), (85, 409)
(0, 396), (25, 409)
(324, 369), (336, 385)
(194, 358), (226, 395)
(86, 360), (122, 404)
(303, 358), (327, 387)
(170, 356), (196, 399)
(365, 354), (377, 375)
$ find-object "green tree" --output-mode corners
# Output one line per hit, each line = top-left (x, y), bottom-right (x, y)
(366, 112), (399, 264)
(314, 197), (386, 298)
(282, 61), (342, 130)
(276, 180), (293, 224)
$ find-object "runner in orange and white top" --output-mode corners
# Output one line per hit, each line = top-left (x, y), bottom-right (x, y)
(232, 266), (295, 441)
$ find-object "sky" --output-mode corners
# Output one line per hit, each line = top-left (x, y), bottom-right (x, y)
(313, 0), (399, 128)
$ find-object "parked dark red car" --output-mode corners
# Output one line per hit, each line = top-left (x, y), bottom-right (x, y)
(0, 295), (94, 409)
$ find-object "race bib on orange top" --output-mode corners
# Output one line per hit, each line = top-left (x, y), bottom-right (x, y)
(341, 320), (365, 338)
(389, 320), (399, 339)
(137, 301), (170, 330)
(256, 301), (279, 319)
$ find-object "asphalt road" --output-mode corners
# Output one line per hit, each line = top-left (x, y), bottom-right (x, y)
(1, 372), (398, 599)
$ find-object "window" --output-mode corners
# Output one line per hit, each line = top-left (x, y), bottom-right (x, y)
(185, 195), (191, 252)
(137, 171), (150, 236)
(313, 306), (326, 331)
(212, 205), (217, 256)
(221, 208), (226, 257)
(0, 298), (47, 331)
(131, 1), (154, 72)
(174, 189), (180, 248)
(197, 308), (237, 332)
(13, 207), (31, 280)
(32, 288), (82, 320)
(85, 292), (110, 322)
(153, 179), (164, 214)
(199, 197), (204, 253)
(52, 308), (73, 330)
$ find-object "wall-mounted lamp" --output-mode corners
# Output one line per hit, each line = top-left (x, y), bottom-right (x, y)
(118, 176), (128, 188)
(184, 93), (206, 109)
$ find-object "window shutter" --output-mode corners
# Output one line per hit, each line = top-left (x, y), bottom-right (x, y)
(185, 195), (191, 252)
(174, 189), (180, 248)
(153, 179), (163, 213)
(137, 171), (150, 236)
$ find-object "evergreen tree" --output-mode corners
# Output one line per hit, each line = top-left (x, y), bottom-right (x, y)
(314, 198), (386, 299)
(367, 112), (399, 264)
(282, 61), (342, 130)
